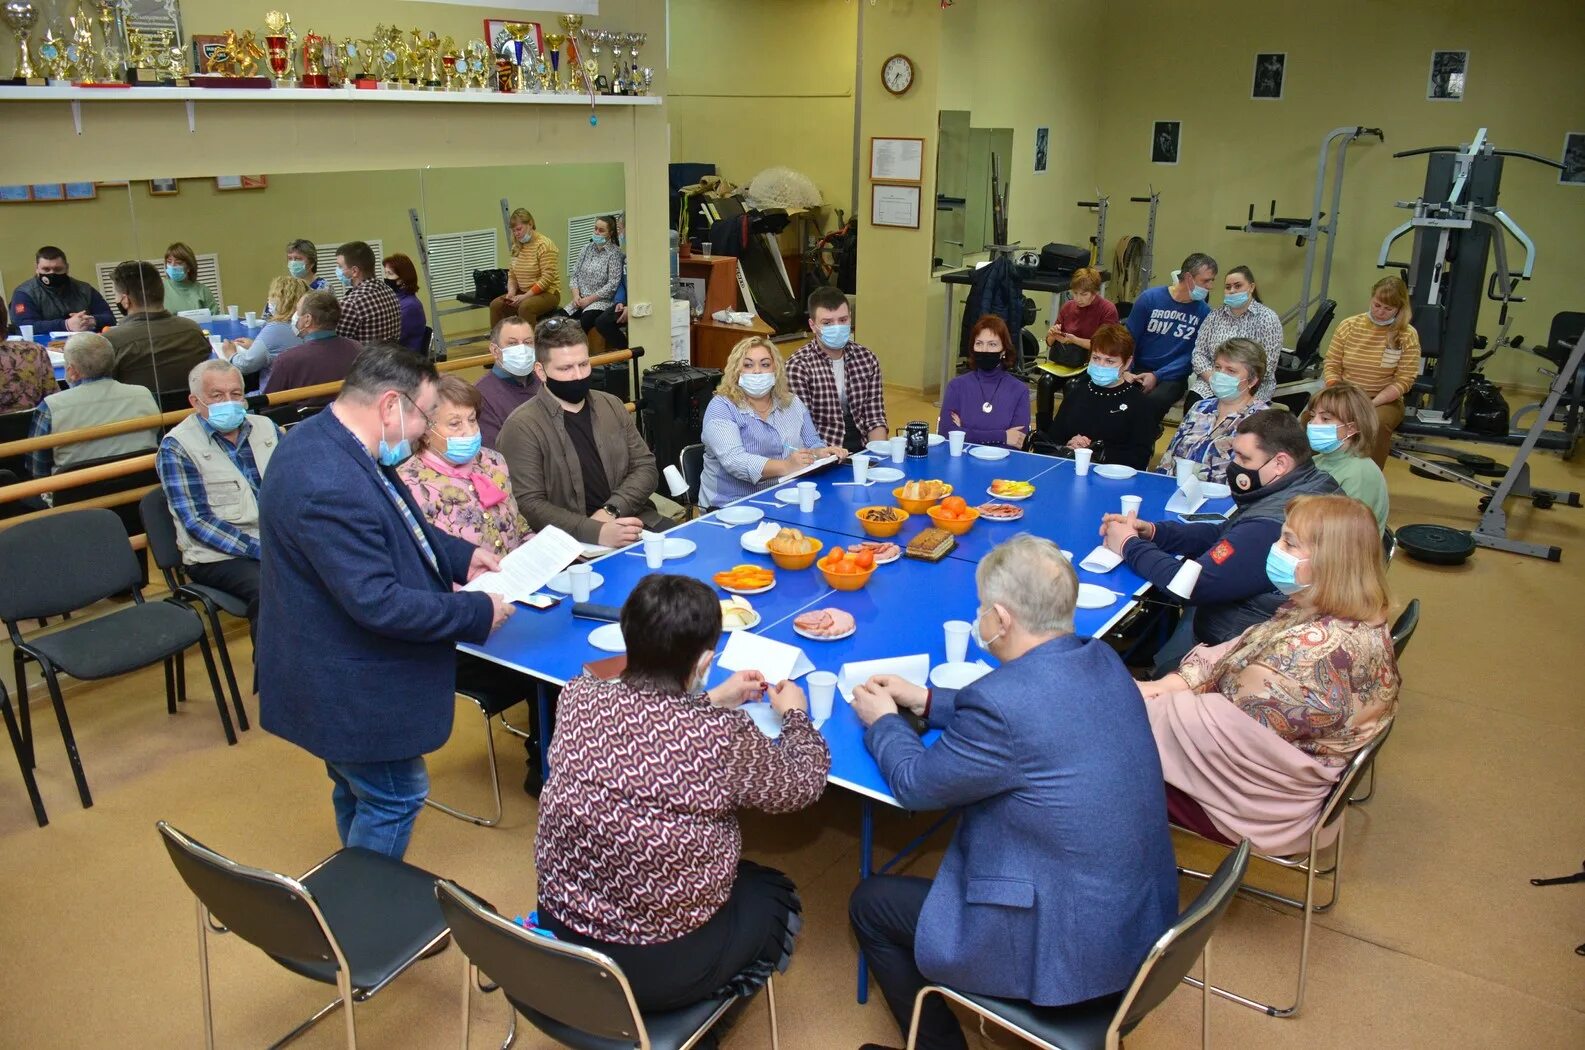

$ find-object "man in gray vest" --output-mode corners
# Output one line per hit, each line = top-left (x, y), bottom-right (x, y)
(154, 360), (282, 638)
(27, 333), (160, 477)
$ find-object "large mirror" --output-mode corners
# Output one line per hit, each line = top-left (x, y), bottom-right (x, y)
(933, 110), (1012, 271)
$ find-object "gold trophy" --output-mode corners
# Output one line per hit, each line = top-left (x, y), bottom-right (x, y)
(3, 0), (45, 85)
(263, 10), (292, 86)
(543, 31), (564, 92)
(421, 31), (442, 88)
(68, 4), (96, 82)
(299, 29), (327, 87)
(93, 0), (125, 83)
(439, 34), (458, 90)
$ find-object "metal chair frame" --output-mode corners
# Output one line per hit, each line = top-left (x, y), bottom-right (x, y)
(1350, 600), (1419, 805)
(422, 691), (534, 827)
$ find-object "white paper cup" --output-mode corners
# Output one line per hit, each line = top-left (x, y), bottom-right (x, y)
(643, 536), (666, 569)
(227, 305), (240, 320)
(19, 324), (34, 343)
(1120, 494), (1143, 519)
(1181, 476), (1203, 503)
(797, 481), (817, 512)
(1175, 459), (1199, 485)
(245, 311), (258, 326)
(1073, 447), (1092, 475)
(808, 671), (837, 722)
(567, 563), (593, 603)
(944, 620), (972, 663)
(889, 436), (905, 463)
(851, 454), (871, 484)
(948, 430), (966, 456)
(701, 241), (713, 255)
(1167, 558), (1202, 599)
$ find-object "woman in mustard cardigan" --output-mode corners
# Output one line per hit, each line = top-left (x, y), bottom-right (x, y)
(490, 207), (562, 328)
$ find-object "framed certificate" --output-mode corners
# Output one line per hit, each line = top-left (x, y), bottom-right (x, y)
(871, 183), (922, 229)
(870, 137), (924, 183)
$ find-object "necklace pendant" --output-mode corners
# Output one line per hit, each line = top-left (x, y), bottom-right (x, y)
(982, 401), (994, 413)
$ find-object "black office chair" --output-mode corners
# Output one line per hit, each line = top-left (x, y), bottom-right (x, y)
(436, 878), (785, 1050)
(1172, 719), (1393, 1017)
(1351, 599), (1419, 806)
(679, 442), (705, 511)
(52, 450), (161, 587)
(138, 488), (251, 735)
(158, 387), (195, 414)
(907, 841), (1252, 1050)
(1274, 300), (1338, 412)
(1381, 527), (1397, 565)
(157, 821), (451, 1050)
(0, 407), (35, 479)
(0, 509), (235, 818)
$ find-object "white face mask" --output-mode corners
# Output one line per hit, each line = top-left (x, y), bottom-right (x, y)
(689, 653), (713, 693)
(499, 344), (535, 376)
(971, 606), (1006, 651)
(738, 371), (777, 397)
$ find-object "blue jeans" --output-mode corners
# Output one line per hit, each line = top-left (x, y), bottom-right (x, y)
(325, 757), (429, 859)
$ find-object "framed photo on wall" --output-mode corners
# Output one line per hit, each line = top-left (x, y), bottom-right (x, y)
(1428, 50), (1467, 101)
(1252, 52), (1285, 99)
(148, 178), (179, 196)
(0, 185), (32, 203)
(1033, 127), (1049, 174)
(64, 182), (96, 200)
(1562, 132), (1585, 186)
(1151, 121), (1181, 165)
(870, 137), (925, 183)
(871, 183), (921, 229)
(215, 175), (267, 191)
(30, 184), (65, 201)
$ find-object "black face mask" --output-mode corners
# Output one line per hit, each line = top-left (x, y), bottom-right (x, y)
(1226, 457), (1273, 500)
(973, 353), (1002, 373)
(384, 278), (403, 294)
(37, 272), (62, 288)
(544, 374), (590, 405)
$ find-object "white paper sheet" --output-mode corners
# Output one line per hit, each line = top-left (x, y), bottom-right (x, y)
(463, 524), (582, 603)
(838, 654), (931, 704)
(741, 702), (783, 739)
(1079, 545), (1124, 573)
(1164, 488), (1207, 515)
(718, 631), (814, 684)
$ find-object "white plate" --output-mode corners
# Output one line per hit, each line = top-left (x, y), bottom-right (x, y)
(1093, 464), (1137, 480)
(775, 487), (822, 504)
(865, 466), (905, 484)
(546, 570), (604, 595)
(1201, 482), (1231, 499)
(976, 503), (1025, 521)
(717, 505), (764, 525)
(587, 623), (625, 652)
(968, 445), (1011, 461)
(1075, 583), (1118, 609)
(986, 485), (1035, 501)
(928, 433), (946, 447)
(722, 609), (762, 632)
(929, 661), (993, 690)
(719, 578), (776, 596)
(741, 533), (772, 554)
(794, 621), (857, 642)
(867, 440), (893, 455)
(663, 537), (697, 559)
(865, 545), (902, 565)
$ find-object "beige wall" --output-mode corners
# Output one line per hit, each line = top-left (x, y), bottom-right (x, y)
(1, 0), (672, 356)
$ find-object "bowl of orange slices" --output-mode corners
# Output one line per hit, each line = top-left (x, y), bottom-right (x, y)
(927, 496), (980, 536)
(818, 545), (877, 591)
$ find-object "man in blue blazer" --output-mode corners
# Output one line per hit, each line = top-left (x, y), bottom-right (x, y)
(850, 534), (1178, 1050)
(258, 344), (515, 859)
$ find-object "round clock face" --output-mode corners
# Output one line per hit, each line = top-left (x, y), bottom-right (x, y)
(883, 54), (913, 95)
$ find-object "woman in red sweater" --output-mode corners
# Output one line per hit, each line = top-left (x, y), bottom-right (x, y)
(1045, 266), (1119, 356)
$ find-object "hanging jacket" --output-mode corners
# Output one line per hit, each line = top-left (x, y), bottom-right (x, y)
(959, 255), (1023, 360)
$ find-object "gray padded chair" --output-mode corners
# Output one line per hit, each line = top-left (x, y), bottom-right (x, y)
(157, 820), (451, 1050)
(436, 877), (784, 1050)
(139, 487), (251, 734)
(0, 509), (235, 816)
(906, 841), (1251, 1050)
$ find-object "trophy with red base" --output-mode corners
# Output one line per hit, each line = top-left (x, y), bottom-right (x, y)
(300, 30), (328, 87)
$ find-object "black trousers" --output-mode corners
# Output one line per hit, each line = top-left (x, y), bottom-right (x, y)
(849, 876), (967, 1050)
(540, 861), (799, 1013)
(573, 307), (605, 334)
(1138, 377), (1189, 430)
(187, 557), (261, 641)
(593, 307), (629, 350)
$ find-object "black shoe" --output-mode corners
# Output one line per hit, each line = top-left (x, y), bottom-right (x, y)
(523, 742), (543, 798)
(859, 1044), (904, 1050)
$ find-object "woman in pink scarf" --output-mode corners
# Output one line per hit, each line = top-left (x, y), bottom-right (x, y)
(1136, 494), (1399, 854)
(398, 375), (534, 555)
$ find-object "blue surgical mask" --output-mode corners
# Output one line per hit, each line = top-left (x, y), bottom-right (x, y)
(1307, 423), (1344, 453)
(336, 266), (350, 286)
(517, 228), (533, 244)
(1210, 371), (1243, 400)
(1087, 362), (1120, 387)
(738, 371), (777, 397)
(287, 259), (309, 279)
(590, 234), (607, 246)
(166, 264), (188, 283)
(818, 323), (850, 350)
(1190, 284), (1210, 302)
(1265, 543), (1309, 595)
(205, 400), (245, 432)
(443, 432), (482, 464)
(1223, 291), (1251, 310)
(1370, 311), (1397, 327)
(377, 399), (412, 466)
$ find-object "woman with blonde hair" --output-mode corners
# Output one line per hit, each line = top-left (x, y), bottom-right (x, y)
(161, 241), (218, 314)
(699, 336), (845, 507)
(1155, 336), (1271, 484)
(1301, 382), (1389, 530)
(1137, 494), (1400, 854)
(224, 275), (310, 391)
(1323, 275), (1420, 466)
(490, 207), (562, 327)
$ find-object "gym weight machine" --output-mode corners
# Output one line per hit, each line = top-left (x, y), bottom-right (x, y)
(1074, 189), (1160, 306)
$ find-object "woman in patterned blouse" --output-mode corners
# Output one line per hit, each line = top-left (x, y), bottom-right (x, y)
(565, 215), (625, 337)
(1136, 494), (1400, 854)
(1185, 265), (1285, 404)
(0, 296), (58, 413)
(535, 574), (830, 1011)
(1154, 337), (1271, 484)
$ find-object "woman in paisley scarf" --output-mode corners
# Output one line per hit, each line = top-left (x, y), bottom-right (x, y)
(1135, 493), (1400, 854)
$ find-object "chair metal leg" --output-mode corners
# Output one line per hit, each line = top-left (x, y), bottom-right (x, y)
(1201, 940), (1212, 1049)
(338, 968), (358, 1050)
(196, 901), (217, 1050)
(765, 973), (780, 1050)
(202, 602), (249, 731)
(425, 698), (504, 826)
(12, 649), (33, 768)
(194, 635), (238, 745)
(459, 962), (473, 1050)
(501, 1010), (516, 1050)
(2, 684), (47, 826)
(1349, 761), (1376, 804)
(264, 997), (345, 1049)
(38, 660), (91, 808)
(176, 652), (188, 702)
(164, 658), (178, 713)
(904, 986), (929, 1050)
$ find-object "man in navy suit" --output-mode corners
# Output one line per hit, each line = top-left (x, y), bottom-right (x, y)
(850, 534), (1178, 1050)
(258, 344), (515, 859)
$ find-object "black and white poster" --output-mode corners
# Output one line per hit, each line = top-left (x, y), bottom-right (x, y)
(1428, 50), (1467, 101)
(1562, 132), (1585, 186)
(1252, 52), (1285, 100)
(1151, 121), (1180, 165)
(1034, 127), (1049, 174)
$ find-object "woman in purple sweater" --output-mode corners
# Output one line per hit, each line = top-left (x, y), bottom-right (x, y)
(383, 253), (428, 354)
(938, 315), (1031, 448)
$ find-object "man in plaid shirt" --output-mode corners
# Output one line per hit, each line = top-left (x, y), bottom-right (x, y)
(333, 240), (402, 345)
(785, 286), (888, 452)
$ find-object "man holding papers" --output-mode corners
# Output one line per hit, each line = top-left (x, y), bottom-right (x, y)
(258, 344), (515, 860)
(847, 535), (1177, 1050)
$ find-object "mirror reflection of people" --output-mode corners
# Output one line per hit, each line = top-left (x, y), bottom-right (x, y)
(333, 239), (401, 344)
(1186, 265), (1283, 405)
(0, 291), (58, 414)
(1323, 276), (1419, 467)
(474, 316), (539, 449)
(10, 245), (115, 333)
(939, 315), (1030, 448)
(1155, 337), (1271, 485)
(225, 276), (310, 391)
(28, 332), (158, 477)
(490, 208), (562, 329)
(1138, 494), (1399, 855)
(700, 336), (844, 508)
(1041, 323), (1153, 468)
(1300, 382), (1389, 531)
(1044, 266), (1117, 355)
(161, 241), (219, 315)
(565, 214), (624, 335)
(273, 239), (329, 310)
(382, 253), (428, 355)
(263, 291), (363, 408)
(104, 260), (212, 399)
(1124, 252), (1216, 426)
(787, 286), (888, 452)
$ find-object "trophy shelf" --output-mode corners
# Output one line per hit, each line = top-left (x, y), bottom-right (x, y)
(0, 84), (662, 105)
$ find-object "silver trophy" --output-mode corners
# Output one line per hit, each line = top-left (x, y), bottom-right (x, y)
(3, 0), (43, 82)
